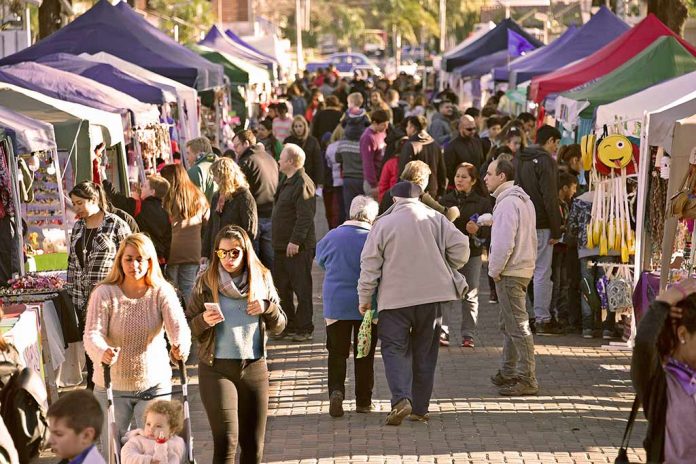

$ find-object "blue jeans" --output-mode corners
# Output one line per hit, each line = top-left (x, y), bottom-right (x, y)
(533, 229), (554, 322)
(496, 276), (536, 384)
(94, 382), (171, 457)
(378, 303), (442, 416)
(254, 217), (274, 270)
(342, 177), (364, 216)
(166, 263), (198, 303)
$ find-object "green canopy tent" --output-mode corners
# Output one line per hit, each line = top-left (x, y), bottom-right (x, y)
(555, 36), (696, 126)
(190, 45), (250, 85)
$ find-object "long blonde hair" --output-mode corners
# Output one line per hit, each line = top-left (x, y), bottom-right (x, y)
(210, 158), (249, 201)
(160, 164), (208, 220)
(100, 234), (165, 287)
(197, 225), (278, 304)
(291, 115), (309, 141)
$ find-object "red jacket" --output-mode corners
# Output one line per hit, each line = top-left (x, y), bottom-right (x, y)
(378, 157), (399, 202)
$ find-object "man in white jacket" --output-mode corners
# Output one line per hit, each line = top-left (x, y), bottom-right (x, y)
(358, 181), (470, 425)
(484, 159), (539, 396)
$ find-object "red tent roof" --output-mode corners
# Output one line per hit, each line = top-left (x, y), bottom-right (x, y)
(529, 14), (696, 103)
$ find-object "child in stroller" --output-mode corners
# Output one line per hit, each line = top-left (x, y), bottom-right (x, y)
(120, 400), (186, 464)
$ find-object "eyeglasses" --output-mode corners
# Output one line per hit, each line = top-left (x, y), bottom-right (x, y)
(462, 127), (476, 132)
(215, 248), (243, 260)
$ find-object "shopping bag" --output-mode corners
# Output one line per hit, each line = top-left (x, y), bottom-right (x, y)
(356, 310), (375, 359)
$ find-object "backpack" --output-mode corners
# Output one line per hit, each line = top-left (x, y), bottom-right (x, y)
(0, 356), (47, 464)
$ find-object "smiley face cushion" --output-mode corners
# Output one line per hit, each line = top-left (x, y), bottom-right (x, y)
(595, 134), (639, 175)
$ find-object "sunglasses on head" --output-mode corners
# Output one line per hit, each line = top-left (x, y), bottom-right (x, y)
(215, 248), (243, 260)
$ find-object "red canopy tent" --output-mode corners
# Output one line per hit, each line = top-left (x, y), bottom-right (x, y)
(529, 14), (696, 103)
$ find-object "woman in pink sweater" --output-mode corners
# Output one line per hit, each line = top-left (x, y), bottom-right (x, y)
(84, 233), (191, 454)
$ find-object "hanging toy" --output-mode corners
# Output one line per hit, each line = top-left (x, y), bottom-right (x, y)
(581, 133), (596, 171)
(594, 125), (639, 176)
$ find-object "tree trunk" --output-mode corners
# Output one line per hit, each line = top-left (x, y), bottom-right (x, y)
(38, 0), (62, 40)
(647, 0), (688, 35)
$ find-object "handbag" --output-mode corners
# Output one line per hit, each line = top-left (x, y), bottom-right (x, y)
(614, 396), (640, 464)
(356, 309), (375, 359)
(669, 164), (696, 219)
(607, 267), (633, 313)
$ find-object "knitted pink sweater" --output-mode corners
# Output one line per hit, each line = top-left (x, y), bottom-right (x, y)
(84, 283), (191, 391)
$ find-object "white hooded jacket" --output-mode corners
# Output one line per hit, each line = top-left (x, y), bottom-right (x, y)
(488, 181), (537, 280)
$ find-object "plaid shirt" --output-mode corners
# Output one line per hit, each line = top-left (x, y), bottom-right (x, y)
(66, 212), (131, 315)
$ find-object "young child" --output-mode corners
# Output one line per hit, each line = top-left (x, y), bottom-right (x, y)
(47, 390), (106, 464)
(341, 92), (370, 129)
(121, 400), (185, 464)
(550, 172), (578, 331)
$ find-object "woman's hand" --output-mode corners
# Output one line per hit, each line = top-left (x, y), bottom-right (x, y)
(202, 308), (224, 326)
(101, 346), (120, 365)
(465, 221), (479, 235)
(657, 279), (696, 307)
(247, 299), (264, 316)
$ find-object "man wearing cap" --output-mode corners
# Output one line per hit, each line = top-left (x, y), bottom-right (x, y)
(358, 181), (470, 426)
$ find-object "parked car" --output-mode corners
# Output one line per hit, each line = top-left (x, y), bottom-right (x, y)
(306, 52), (382, 77)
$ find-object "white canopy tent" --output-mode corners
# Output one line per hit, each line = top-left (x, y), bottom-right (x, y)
(80, 52), (200, 147)
(594, 70), (696, 137)
(0, 106), (57, 154)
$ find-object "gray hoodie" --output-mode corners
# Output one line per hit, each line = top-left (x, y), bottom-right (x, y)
(488, 181), (538, 279)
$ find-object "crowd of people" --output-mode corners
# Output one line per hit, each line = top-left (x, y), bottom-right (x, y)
(3, 68), (692, 464)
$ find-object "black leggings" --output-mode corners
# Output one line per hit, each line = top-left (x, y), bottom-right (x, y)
(199, 359), (270, 464)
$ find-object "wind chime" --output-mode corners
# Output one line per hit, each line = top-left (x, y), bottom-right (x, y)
(582, 127), (639, 263)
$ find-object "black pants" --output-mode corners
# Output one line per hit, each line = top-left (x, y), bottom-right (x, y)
(199, 359), (270, 464)
(565, 245), (582, 328)
(326, 320), (378, 407)
(77, 308), (95, 389)
(551, 248), (569, 322)
(273, 248), (314, 334)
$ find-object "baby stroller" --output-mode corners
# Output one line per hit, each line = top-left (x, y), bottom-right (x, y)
(103, 360), (197, 464)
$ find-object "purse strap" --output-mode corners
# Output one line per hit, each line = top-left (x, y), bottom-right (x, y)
(619, 396), (640, 452)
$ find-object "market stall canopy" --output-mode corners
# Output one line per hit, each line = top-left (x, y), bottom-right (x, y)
(191, 45), (271, 86)
(647, 91), (696, 153)
(238, 33), (292, 73)
(80, 52), (200, 142)
(594, 69), (696, 136)
(493, 25), (578, 83)
(529, 14), (696, 103)
(199, 26), (276, 73)
(0, 0), (224, 90)
(555, 37), (696, 125)
(0, 62), (160, 126)
(443, 22), (496, 61)
(224, 29), (278, 64)
(453, 47), (538, 79)
(36, 53), (172, 106)
(0, 107), (57, 154)
(442, 18), (542, 72)
(506, 7), (629, 87)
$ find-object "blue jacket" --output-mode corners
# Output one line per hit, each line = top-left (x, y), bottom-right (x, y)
(316, 221), (371, 320)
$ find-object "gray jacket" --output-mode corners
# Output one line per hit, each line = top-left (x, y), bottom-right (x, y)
(428, 112), (454, 146)
(335, 139), (363, 179)
(358, 198), (470, 310)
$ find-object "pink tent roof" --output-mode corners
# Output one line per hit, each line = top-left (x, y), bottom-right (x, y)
(529, 14), (696, 103)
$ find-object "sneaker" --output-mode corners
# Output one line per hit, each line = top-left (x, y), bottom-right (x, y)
(461, 337), (475, 348)
(439, 331), (450, 347)
(356, 402), (376, 413)
(292, 332), (313, 342)
(385, 398), (412, 426)
(498, 379), (539, 396)
(490, 371), (518, 387)
(582, 329), (594, 339)
(329, 391), (344, 418)
(407, 413), (430, 423)
(602, 329), (615, 340)
(536, 321), (562, 335)
(488, 297), (499, 304)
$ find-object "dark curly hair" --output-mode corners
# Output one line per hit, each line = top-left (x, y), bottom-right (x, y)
(658, 293), (696, 358)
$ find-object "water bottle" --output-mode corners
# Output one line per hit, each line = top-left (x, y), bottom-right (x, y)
(153, 431), (168, 463)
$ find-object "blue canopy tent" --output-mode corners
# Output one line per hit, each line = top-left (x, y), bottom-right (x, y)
(36, 53), (170, 105)
(200, 26), (275, 74)
(453, 50), (513, 79)
(0, 62), (160, 126)
(506, 7), (628, 86)
(0, 0), (224, 90)
(442, 18), (542, 72)
(224, 29), (278, 64)
(492, 26), (578, 82)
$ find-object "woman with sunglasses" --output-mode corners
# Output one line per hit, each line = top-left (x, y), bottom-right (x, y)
(187, 225), (286, 464)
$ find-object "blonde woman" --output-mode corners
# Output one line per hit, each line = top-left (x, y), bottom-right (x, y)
(84, 233), (191, 453)
(187, 225), (285, 463)
(160, 163), (210, 301)
(283, 115), (324, 188)
(202, 158), (258, 263)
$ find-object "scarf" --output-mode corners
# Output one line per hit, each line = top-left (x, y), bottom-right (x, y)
(218, 264), (249, 300)
(665, 357), (696, 397)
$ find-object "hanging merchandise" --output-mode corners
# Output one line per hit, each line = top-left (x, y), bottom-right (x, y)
(669, 164), (696, 220)
(607, 267), (634, 313)
(581, 133), (596, 171)
(594, 126), (639, 176)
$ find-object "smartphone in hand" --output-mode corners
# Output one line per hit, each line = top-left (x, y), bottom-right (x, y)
(204, 302), (225, 321)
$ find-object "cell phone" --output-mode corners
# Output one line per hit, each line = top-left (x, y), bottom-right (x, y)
(204, 302), (225, 321)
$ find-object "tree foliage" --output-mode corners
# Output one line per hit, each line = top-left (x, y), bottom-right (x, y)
(147, 0), (214, 44)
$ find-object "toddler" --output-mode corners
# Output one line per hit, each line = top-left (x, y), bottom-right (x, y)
(121, 400), (186, 464)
